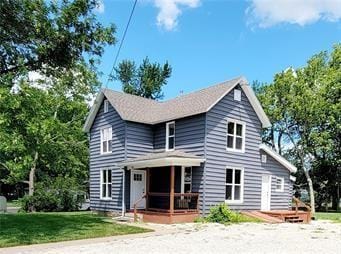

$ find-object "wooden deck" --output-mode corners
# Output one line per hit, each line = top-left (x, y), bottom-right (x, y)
(242, 210), (311, 223)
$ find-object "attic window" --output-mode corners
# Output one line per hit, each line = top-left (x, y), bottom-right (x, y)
(261, 154), (267, 163)
(104, 100), (109, 113)
(234, 89), (241, 101)
(166, 121), (175, 151)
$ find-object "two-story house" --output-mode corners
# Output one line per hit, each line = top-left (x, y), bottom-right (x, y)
(83, 76), (297, 223)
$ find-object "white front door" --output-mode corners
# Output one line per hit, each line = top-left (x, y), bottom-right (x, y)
(261, 175), (271, 211)
(130, 170), (146, 209)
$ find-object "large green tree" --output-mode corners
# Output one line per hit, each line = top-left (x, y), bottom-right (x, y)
(115, 57), (172, 100)
(0, 0), (116, 200)
(256, 44), (341, 213)
(0, 0), (115, 88)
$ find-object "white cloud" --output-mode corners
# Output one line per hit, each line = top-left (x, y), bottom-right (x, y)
(247, 0), (341, 28)
(95, 0), (105, 14)
(154, 0), (200, 31)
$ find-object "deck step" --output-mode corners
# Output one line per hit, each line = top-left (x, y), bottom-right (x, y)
(286, 218), (304, 223)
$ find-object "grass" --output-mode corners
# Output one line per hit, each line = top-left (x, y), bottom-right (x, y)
(194, 213), (262, 224)
(315, 212), (341, 223)
(0, 212), (151, 248)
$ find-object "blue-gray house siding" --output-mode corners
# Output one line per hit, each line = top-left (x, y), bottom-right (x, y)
(204, 88), (291, 214)
(89, 90), (293, 215)
(89, 99), (125, 212)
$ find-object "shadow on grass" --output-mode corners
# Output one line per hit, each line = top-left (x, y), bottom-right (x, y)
(0, 212), (149, 247)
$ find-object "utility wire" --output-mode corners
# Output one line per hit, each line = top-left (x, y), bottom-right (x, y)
(105, 0), (138, 88)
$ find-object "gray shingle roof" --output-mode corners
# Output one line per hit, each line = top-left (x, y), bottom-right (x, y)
(103, 76), (243, 124)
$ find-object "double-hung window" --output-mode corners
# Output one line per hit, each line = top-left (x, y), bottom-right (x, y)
(101, 127), (112, 154)
(166, 121), (175, 151)
(225, 167), (244, 203)
(104, 100), (109, 113)
(101, 169), (112, 199)
(227, 119), (245, 152)
(275, 177), (284, 192)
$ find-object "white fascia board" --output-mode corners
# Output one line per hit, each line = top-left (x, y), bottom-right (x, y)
(83, 91), (105, 132)
(290, 175), (297, 182)
(119, 157), (205, 169)
(259, 144), (297, 173)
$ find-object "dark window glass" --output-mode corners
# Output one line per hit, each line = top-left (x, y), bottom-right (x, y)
(184, 184), (191, 193)
(169, 123), (175, 136)
(227, 136), (234, 148)
(168, 137), (174, 149)
(102, 141), (107, 153)
(236, 137), (243, 150)
(102, 184), (106, 197)
(108, 170), (112, 183)
(225, 185), (232, 200)
(226, 169), (233, 184)
(228, 122), (234, 134)
(108, 184), (112, 198)
(234, 186), (241, 200)
(236, 124), (243, 136)
(108, 140), (112, 152)
(235, 170), (241, 184)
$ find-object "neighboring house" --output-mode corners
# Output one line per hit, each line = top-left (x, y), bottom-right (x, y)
(83, 76), (297, 223)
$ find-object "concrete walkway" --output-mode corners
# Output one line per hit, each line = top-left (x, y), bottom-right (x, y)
(1, 221), (340, 254)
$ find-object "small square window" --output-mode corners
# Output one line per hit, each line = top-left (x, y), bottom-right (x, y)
(104, 100), (109, 113)
(261, 154), (267, 163)
(234, 89), (241, 101)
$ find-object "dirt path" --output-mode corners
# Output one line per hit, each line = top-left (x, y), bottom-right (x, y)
(2, 221), (340, 254)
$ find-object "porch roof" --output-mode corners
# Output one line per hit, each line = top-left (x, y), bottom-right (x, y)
(118, 150), (205, 169)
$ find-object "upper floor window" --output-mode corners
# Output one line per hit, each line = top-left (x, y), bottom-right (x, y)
(275, 177), (284, 192)
(104, 100), (109, 113)
(225, 167), (244, 203)
(234, 89), (241, 101)
(226, 119), (245, 152)
(101, 127), (112, 154)
(166, 121), (175, 151)
(101, 169), (112, 199)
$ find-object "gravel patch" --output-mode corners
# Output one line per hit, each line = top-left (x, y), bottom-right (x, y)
(2, 221), (340, 254)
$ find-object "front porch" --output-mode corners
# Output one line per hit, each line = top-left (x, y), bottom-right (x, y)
(120, 151), (205, 223)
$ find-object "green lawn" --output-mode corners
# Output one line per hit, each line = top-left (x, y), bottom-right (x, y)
(315, 212), (341, 223)
(0, 212), (150, 248)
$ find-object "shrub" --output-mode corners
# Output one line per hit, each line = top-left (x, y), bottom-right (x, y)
(20, 177), (85, 212)
(206, 203), (238, 223)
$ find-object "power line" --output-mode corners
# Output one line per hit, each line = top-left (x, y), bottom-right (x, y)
(105, 0), (138, 88)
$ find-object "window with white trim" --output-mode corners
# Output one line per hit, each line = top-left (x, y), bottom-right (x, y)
(261, 154), (267, 163)
(101, 127), (112, 154)
(275, 177), (284, 192)
(101, 169), (112, 199)
(104, 100), (109, 113)
(227, 120), (245, 152)
(225, 168), (243, 203)
(166, 122), (175, 151)
(234, 89), (241, 101)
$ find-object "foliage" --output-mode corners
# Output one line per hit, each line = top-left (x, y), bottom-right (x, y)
(315, 212), (341, 223)
(115, 57), (172, 100)
(0, 0), (115, 88)
(255, 44), (341, 212)
(0, 212), (150, 247)
(20, 177), (84, 212)
(203, 203), (259, 224)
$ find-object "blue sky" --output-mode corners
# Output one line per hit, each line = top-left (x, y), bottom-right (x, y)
(95, 0), (341, 100)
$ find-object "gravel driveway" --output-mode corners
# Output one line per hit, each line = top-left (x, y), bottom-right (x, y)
(2, 221), (341, 254)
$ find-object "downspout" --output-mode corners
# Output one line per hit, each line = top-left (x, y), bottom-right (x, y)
(121, 168), (125, 217)
(203, 113), (208, 216)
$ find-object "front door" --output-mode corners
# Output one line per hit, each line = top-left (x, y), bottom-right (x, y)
(130, 170), (146, 209)
(261, 175), (271, 211)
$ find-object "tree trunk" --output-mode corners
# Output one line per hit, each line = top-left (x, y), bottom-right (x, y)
(304, 170), (315, 214)
(28, 152), (38, 196)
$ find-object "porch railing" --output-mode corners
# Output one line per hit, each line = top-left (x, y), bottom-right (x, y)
(147, 192), (199, 213)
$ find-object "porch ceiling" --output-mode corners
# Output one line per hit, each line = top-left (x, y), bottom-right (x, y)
(118, 150), (205, 169)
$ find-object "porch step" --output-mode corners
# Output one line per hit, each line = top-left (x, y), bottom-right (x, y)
(241, 211), (283, 223)
(286, 218), (304, 223)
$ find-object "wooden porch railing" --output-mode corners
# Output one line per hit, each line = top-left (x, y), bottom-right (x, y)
(293, 196), (311, 214)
